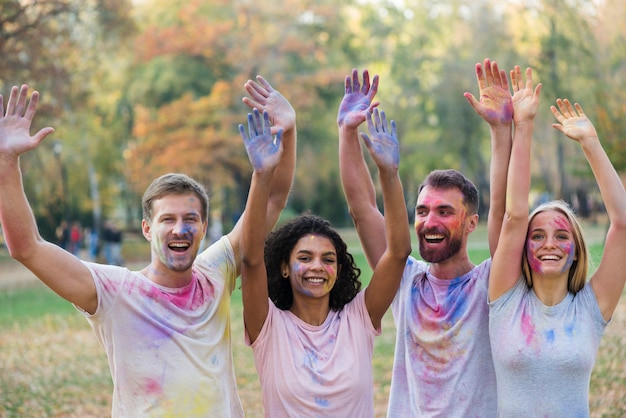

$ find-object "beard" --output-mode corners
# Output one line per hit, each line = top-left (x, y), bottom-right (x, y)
(418, 229), (464, 263)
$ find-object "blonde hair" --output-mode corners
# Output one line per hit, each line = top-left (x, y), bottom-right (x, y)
(522, 200), (588, 294)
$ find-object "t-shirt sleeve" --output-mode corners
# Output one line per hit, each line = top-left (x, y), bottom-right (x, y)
(195, 235), (238, 294)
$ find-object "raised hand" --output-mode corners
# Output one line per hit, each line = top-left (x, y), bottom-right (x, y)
(337, 68), (380, 129)
(0, 85), (54, 156)
(242, 76), (295, 136)
(360, 108), (399, 171)
(510, 66), (542, 123)
(550, 99), (598, 143)
(239, 108), (283, 173)
(464, 58), (513, 125)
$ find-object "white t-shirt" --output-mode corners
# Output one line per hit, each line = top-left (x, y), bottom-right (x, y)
(489, 276), (607, 417)
(79, 236), (243, 417)
(387, 257), (497, 417)
(247, 291), (380, 418)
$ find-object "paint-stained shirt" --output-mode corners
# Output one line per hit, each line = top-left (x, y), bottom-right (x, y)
(489, 276), (606, 417)
(387, 257), (496, 417)
(247, 291), (380, 417)
(78, 236), (243, 418)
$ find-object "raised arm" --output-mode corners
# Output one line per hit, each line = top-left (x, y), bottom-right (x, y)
(337, 69), (385, 269)
(464, 58), (514, 256)
(551, 100), (626, 321)
(490, 67), (542, 301)
(229, 76), (296, 273)
(0, 85), (97, 313)
(360, 108), (412, 329)
(239, 109), (283, 343)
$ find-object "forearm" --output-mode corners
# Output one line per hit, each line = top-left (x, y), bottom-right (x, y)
(379, 168), (411, 257)
(266, 126), (296, 231)
(0, 156), (43, 260)
(506, 122), (533, 220)
(242, 170), (275, 267)
(488, 123), (512, 254)
(339, 125), (377, 217)
(580, 138), (626, 226)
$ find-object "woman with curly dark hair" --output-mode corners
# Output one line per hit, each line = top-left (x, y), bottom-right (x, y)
(263, 214), (362, 312)
(239, 100), (410, 417)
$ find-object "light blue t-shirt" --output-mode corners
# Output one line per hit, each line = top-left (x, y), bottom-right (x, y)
(388, 257), (496, 417)
(489, 277), (607, 417)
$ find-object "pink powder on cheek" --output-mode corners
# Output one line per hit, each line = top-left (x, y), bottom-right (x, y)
(560, 241), (576, 273)
(324, 265), (336, 277)
(526, 241), (542, 273)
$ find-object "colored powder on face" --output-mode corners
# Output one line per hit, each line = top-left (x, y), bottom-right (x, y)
(526, 240), (542, 273)
(560, 241), (576, 273)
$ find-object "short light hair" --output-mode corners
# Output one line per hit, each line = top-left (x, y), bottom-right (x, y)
(142, 173), (209, 223)
(522, 200), (588, 294)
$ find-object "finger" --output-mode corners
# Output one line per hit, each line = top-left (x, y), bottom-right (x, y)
(365, 109), (375, 132)
(368, 74), (379, 99)
(242, 97), (263, 111)
(361, 69), (370, 95)
(549, 105), (564, 122)
(484, 59), (494, 87)
(344, 75), (351, 95)
(533, 83), (542, 101)
(6, 86), (19, 116)
(475, 63), (487, 91)
(245, 82), (269, 102)
(373, 108), (382, 131)
(247, 112), (256, 139)
(551, 123), (565, 134)
(239, 123), (248, 142)
(491, 61), (502, 86)
(524, 67), (534, 91)
(252, 108), (263, 135)
(32, 127), (55, 145)
(15, 84), (29, 116)
(351, 68), (360, 93)
(463, 92), (480, 111)
(380, 110), (388, 133)
(390, 119), (397, 139)
(574, 103), (586, 117)
(499, 69), (510, 91)
(562, 99), (576, 116)
(262, 110), (272, 136)
(275, 128), (284, 149)
(255, 75), (274, 92)
(24, 90), (40, 122)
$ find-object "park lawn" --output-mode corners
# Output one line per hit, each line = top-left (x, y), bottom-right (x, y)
(0, 232), (624, 417)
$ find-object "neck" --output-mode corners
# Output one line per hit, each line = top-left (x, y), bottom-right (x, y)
(290, 298), (331, 326)
(428, 252), (475, 280)
(531, 272), (569, 306)
(141, 262), (193, 288)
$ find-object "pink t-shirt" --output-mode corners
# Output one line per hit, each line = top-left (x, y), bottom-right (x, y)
(79, 236), (243, 417)
(246, 291), (380, 417)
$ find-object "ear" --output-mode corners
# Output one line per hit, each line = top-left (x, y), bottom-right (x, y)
(466, 213), (478, 233)
(281, 261), (289, 278)
(141, 219), (152, 241)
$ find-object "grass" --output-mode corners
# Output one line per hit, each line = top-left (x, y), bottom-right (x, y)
(1, 222), (625, 417)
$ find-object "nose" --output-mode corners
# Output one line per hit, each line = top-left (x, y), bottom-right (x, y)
(172, 219), (187, 235)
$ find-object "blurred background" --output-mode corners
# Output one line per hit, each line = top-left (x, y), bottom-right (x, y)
(1, 0), (624, 247)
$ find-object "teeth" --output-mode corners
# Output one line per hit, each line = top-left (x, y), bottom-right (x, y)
(170, 243), (189, 248)
(424, 234), (444, 240)
(541, 255), (560, 261)
(305, 278), (324, 283)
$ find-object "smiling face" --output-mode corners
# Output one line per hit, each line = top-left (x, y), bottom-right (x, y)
(142, 193), (208, 274)
(283, 233), (338, 302)
(414, 186), (475, 263)
(526, 210), (577, 277)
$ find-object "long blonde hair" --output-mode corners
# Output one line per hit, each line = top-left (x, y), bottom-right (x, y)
(522, 200), (588, 294)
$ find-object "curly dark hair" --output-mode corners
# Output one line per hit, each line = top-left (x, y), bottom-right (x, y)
(264, 214), (362, 311)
